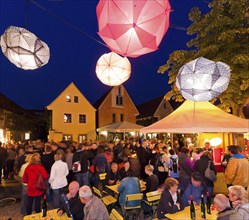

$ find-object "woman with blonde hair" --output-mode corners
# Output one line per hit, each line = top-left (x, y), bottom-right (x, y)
(22, 153), (48, 215)
(49, 151), (69, 208)
(228, 185), (249, 219)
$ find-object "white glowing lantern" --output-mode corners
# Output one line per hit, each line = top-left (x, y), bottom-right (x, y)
(0, 26), (50, 70)
(210, 137), (222, 147)
(96, 52), (131, 86)
(176, 57), (230, 102)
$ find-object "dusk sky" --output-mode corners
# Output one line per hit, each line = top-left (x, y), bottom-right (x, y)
(0, 0), (210, 110)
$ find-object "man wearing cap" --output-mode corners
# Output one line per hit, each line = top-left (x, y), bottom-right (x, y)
(181, 171), (207, 207)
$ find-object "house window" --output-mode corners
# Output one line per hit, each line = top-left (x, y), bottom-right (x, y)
(64, 113), (72, 123)
(78, 134), (87, 143)
(63, 135), (72, 141)
(66, 95), (71, 102)
(164, 103), (166, 109)
(116, 95), (123, 106)
(79, 114), (86, 123)
(120, 114), (124, 122)
(112, 113), (116, 123)
(74, 96), (79, 103)
(118, 86), (122, 95)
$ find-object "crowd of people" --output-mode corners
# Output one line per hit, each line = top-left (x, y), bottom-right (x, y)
(0, 138), (248, 220)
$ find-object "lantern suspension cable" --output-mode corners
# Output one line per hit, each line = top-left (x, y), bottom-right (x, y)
(29, 0), (107, 48)
(26, 0), (29, 28)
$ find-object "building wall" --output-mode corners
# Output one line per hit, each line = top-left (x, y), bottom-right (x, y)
(98, 86), (138, 128)
(47, 83), (96, 142)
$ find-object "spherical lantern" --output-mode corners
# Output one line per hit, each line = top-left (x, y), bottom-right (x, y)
(96, 0), (171, 58)
(176, 57), (230, 102)
(0, 26), (50, 70)
(96, 52), (131, 86)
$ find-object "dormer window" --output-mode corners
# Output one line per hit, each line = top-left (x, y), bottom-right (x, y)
(66, 95), (71, 102)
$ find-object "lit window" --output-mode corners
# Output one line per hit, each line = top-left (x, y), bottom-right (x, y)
(64, 113), (72, 123)
(79, 114), (86, 123)
(63, 135), (72, 141)
(112, 113), (116, 123)
(120, 114), (124, 122)
(66, 95), (71, 102)
(74, 96), (79, 103)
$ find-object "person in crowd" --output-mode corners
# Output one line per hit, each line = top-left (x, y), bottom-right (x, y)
(49, 151), (69, 208)
(22, 153), (49, 215)
(0, 142), (8, 184)
(41, 145), (54, 203)
(5, 144), (17, 180)
(194, 150), (217, 198)
(228, 185), (249, 219)
(157, 178), (184, 219)
(137, 140), (150, 180)
(187, 143), (194, 157)
(148, 144), (160, 173)
(118, 171), (141, 211)
(18, 154), (32, 216)
(79, 185), (109, 220)
(119, 160), (133, 180)
(57, 181), (84, 220)
(214, 194), (242, 220)
(181, 171), (207, 207)
(143, 165), (159, 195)
(65, 146), (74, 184)
(157, 146), (169, 186)
(16, 145), (33, 173)
(178, 147), (194, 192)
(221, 150), (231, 170)
(113, 140), (123, 164)
(192, 147), (204, 162)
(92, 146), (109, 190)
(72, 143), (93, 187)
(224, 145), (249, 189)
(106, 162), (120, 185)
(203, 139), (212, 151)
(167, 149), (179, 179)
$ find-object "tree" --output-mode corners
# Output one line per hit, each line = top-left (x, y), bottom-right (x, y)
(159, 0), (249, 117)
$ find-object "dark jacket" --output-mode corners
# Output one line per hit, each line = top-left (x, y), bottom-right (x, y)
(194, 155), (217, 186)
(144, 174), (159, 194)
(137, 146), (149, 165)
(41, 152), (54, 175)
(178, 152), (193, 180)
(157, 188), (184, 219)
(72, 150), (92, 173)
(58, 192), (84, 220)
(119, 167), (133, 180)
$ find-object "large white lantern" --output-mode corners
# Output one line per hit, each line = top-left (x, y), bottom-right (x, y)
(176, 57), (230, 102)
(96, 52), (131, 86)
(0, 26), (50, 70)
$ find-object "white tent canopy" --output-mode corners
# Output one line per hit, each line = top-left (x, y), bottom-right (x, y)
(141, 100), (249, 134)
(97, 121), (144, 133)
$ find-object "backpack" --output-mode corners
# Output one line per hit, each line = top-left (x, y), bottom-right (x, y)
(205, 161), (216, 182)
(72, 161), (81, 173)
(170, 157), (179, 173)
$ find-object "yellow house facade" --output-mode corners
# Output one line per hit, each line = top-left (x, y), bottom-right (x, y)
(46, 82), (96, 142)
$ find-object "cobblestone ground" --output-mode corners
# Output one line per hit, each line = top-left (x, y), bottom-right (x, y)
(0, 177), (22, 220)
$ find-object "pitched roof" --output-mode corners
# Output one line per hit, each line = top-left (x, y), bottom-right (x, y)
(136, 95), (165, 118)
(0, 93), (26, 114)
(93, 87), (112, 109)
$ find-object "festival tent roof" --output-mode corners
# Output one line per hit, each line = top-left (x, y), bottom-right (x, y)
(97, 121), (144, 133)
(140, 100), (249, 134)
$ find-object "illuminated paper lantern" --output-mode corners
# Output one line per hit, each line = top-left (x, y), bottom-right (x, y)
(176, 57), (230, 102)
(0, 26), (50, 70)
(96, 52), (131, 86)
(96, 0), (171, 58)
